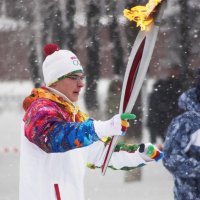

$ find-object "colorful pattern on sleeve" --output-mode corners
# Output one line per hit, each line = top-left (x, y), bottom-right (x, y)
(23, 87), (99, 153)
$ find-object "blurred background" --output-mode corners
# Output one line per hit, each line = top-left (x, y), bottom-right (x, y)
(0, 0), (200, 199)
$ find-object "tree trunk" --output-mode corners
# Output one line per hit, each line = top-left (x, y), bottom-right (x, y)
(105, 0), (125, 76)
(84, 1), (101, 114)
(65, 0), (76, 52)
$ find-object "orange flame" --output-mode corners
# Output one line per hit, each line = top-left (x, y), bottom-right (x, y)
(123, 0), (163, 31)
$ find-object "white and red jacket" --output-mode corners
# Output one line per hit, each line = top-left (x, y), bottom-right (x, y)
(19, 87), (159, 200)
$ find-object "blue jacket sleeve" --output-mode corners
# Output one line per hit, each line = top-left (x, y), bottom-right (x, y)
(163, 114), (200, 178)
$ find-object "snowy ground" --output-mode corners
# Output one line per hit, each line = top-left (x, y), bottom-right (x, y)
(85, 162), (173, 200)
(0, 80), (174, 200)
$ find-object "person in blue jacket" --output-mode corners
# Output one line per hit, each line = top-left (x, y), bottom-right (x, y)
(163, 84), (200, 200)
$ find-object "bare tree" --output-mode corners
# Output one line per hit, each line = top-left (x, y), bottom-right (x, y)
(105, 0), (125, 76)
(162, 0), (200, 87)
(65, 0), (76, 52)
(12, 0), (78, 87)
(84, 1), (101, 114)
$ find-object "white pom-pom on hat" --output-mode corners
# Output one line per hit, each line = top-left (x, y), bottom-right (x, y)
(42, 44), (83, 86)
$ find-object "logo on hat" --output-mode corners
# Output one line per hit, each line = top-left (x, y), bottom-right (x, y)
(71, 56), (80, 66)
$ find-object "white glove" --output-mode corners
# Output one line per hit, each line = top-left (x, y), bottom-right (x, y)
(93, 114), (123, 138)
(137, 143), (164, 162)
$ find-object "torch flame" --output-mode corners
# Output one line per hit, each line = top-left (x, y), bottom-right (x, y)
(123, 0), (163, 31)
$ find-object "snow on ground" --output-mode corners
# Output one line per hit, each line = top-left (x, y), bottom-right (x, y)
(85, 161), (173, 200)
(0, 80), (174, 200)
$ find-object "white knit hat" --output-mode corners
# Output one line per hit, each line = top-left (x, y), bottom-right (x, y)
(42, 44), (83, 86)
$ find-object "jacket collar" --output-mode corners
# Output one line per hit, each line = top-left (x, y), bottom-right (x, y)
(23, 87), (79, 114)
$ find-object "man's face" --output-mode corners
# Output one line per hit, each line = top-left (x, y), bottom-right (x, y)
(52, 73), (85, 102)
